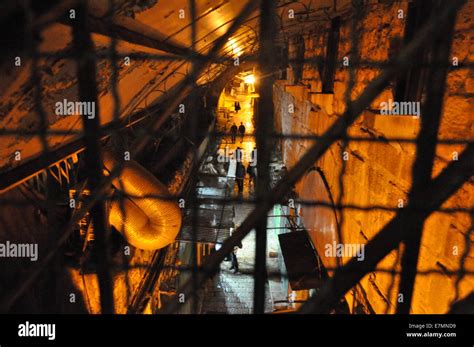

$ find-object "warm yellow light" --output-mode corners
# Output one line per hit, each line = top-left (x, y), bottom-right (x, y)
(244, 74), (255, 84)
(228, 37), (242, 58)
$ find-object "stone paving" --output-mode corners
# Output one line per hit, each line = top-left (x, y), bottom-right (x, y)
(201, 229), (273, 314)
(201, 90), (274, 314)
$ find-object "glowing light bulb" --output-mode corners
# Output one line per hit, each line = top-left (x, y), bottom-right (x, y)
(244, 74), (255, 84)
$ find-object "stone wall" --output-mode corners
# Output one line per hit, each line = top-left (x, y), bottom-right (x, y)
(273, 1), (473, 314)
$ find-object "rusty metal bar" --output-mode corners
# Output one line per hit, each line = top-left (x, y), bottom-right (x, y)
(33, 0), (79, 29)
(336, 2), (363, 269)
(71, 0), (114, 314)
(253, 0), (277, 314)
(396, 1), (459, 314)
(63, 6), (209, 63)
(22, 0), (50, 156)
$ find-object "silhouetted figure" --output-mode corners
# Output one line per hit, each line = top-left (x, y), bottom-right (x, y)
(229, 241), (243, 273)
(247, 147), (257, 189)
(230, 123), (237, 144)
(234, 101), (241, 113)
(235, 161), (245, 195)
(247, 163), (256, 189)
(238, 122), (246, 143)
(235, 147), (243, 163)
(251, 147), (257, 163)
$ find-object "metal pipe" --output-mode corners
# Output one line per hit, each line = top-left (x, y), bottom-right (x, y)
(104, 151), (182, 250)
(71, 0), (114, 314)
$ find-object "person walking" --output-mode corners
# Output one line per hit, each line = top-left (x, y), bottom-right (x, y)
(235, 161), (245, 196)
(247, 163), (256, 190)
(238, 122), (246, 143)
(235, 147), (243, 163)
(229, 241), (243, 273)
(248, 146), (257, 189)
(251, 146), (257, 164)
(230, 123), (237, 144)
(234, 101), (241, 113)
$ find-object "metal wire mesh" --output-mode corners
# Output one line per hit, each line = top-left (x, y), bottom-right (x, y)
(0, 0), (472, 315)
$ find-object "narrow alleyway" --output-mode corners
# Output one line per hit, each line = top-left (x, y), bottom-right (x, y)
(200, 78), (273, 313)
